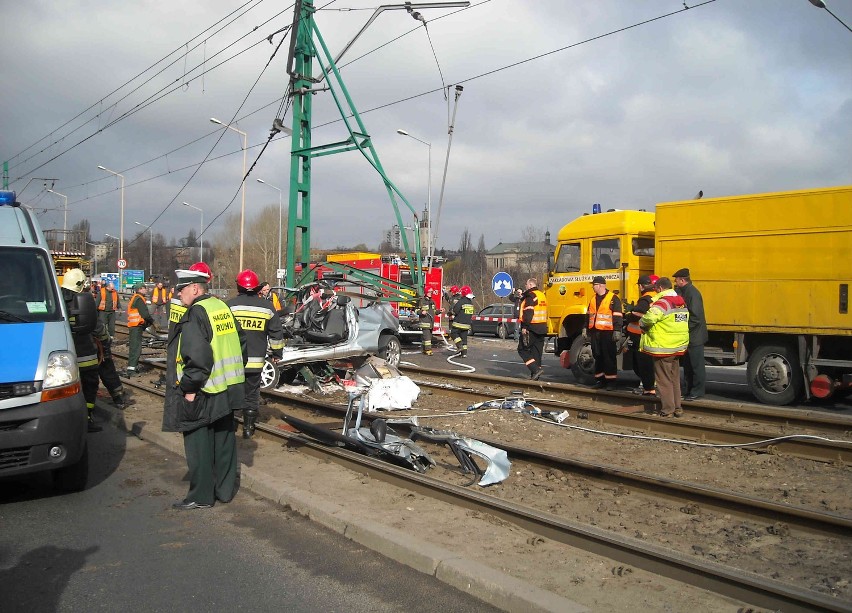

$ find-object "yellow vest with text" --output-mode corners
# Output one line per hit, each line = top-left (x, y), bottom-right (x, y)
(177, 298), (245, 394)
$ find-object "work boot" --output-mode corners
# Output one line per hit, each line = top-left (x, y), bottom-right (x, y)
(87, 418), (102, 433)
(460, 351), (467, 358)
(242, 409), (258, 439)
(111, 394), (126, 410)
(531, 367), (544, 381)
(423, 350), (433, 356)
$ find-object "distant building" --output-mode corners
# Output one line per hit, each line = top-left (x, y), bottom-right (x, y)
(383, 207), (430, 254)
(486, 231), (552, 270)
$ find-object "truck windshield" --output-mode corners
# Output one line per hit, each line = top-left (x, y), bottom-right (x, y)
(554, 243), (580, 273)
(0, 247), (63, 322)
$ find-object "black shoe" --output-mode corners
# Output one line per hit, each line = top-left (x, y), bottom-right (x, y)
(531, 367), (543, 381)
(87, 421), (103, 433)
(460, 352), (467, 358)
(172, 500), (212, 510)
(589, 380), (604, 389)
(684, 395), (701, 401)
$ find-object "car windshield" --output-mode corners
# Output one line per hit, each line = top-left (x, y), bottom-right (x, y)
(0, 247), (63, 322)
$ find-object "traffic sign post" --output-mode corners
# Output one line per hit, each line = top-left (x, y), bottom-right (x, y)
(492, 272), (513, 298)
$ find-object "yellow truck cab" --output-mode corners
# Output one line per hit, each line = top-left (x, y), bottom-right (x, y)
(544, 208), (654, 383)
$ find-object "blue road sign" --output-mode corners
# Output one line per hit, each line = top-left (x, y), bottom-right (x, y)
(492, 272), (514, 298)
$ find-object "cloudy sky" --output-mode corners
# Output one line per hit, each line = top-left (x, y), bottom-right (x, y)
(3, 0), (850, 258)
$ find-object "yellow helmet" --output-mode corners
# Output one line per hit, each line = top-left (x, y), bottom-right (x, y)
(61, 268), (87, 292)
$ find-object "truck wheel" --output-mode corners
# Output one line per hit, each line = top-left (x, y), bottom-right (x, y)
(497, 324), (508, 340)
(747, 344), (804, 406)
(569, 334), (596, 385)
(260, 359), (281, 390)
(53, 441), (89, 493)
(378, 334), (402, 366)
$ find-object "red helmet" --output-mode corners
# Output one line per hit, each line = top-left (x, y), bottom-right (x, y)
(460, 285), (472, 296)
(236, 269), (260, 290)
(649, 274), (660, 285)
(449, 285), (459, 294)
(189, 262), (212, 279)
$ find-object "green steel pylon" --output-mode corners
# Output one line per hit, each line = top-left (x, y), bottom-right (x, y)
(285, 0), (423, 293)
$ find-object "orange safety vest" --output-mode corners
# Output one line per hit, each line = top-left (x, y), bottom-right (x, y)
(127, 293), (145, 327)
(151, 287), (167, 304)
(521, 289), (547, 325)
(588, 291), (615, 331)
(99, 286), (119, 311)
(626, 290), (656, 335)
(168, 288), (174, 301)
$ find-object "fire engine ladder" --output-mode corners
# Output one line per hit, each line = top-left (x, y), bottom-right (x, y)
(322, 261), (418, 304)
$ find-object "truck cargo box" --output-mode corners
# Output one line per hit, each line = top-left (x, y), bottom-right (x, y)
(655, 186), (852, 335)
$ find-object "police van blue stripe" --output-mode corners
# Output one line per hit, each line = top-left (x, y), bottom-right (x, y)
(0, 322), (45, 382)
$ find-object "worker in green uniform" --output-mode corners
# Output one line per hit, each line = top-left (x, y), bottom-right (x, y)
(163, 264), (247, 510)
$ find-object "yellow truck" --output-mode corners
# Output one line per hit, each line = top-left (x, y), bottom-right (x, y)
(545, 186), (852, 405)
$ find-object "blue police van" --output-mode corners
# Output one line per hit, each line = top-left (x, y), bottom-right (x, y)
(0, 190), (89, 491)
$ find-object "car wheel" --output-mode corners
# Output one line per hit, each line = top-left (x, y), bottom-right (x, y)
(260, 359), (281, 390)
(497, 323), (508, 340)
(378, 333), (402, 366)
(53, 441), (89, 493)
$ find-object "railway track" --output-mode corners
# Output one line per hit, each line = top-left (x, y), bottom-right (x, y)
(110, 354), (852, 613)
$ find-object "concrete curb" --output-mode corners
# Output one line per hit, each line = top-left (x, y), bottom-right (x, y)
(95, 402), (589, 613)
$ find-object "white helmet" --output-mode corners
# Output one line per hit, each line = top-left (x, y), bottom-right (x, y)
(61, 268), (87, 292)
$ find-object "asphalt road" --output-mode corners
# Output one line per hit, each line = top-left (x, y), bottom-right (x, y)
(403, 335), (852, 414)
(0, 425), (498, 613)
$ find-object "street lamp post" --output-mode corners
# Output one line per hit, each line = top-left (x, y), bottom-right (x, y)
(85, 242), (100, 277)
(256, 179), (283, 277)
(182, 201), (204, 262)
(97, 165), (125, 262)
(210, 118), (248, 270)
(396, 129), (432, 264)
(134, 221), (153, 281)
(808, 0), (852, 32)
(47, 189), (69, 251)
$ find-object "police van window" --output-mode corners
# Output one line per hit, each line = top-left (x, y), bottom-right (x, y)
(554, 243), (580, 273)
(0, 247), (61, 321)
(592, 239), (620, 270)
(632, 237), (655, 257)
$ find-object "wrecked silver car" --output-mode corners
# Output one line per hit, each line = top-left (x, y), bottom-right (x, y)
(259, 284), (401, 390)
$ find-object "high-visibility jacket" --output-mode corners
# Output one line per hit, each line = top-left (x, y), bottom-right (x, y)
(127, 293), (147, 327)
(588, 291), (616, 331)
(168, 288), (174, 301)
(639, 289), (689, 357)
(520, 288), (547, 335)
(450, 296), (474, 329)
(177, 298), (245, 394)
(626, 290), (656, 335)
(227, 294), (284, 371)
(167, 297), (187, 340)
(99, 286), (119, 311)
(151, 286), (168, 304)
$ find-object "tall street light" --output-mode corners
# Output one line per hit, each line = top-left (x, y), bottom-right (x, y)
(134, 221), (153, 281)
(256, 179), (283, 277)
(182, 201), (204, 262)
(85, 241), (100, 277)
(47, 188), (69, 251)
(97, 165), (125, 262)
(396, 129), (432, 264)
(808, 0), (852, 32)
(210, 117), (248, 270)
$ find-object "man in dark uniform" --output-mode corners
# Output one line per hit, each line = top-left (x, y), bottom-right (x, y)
(673, 268), (708, 400)
(417, 288), (438, 356)
(584, 276), (623, 390)
(450, 285), (475, 358)
(227, 269), (283, 438)
(626, 275), (658, 395)
(61, 268), (103, 432)
(163, 265), (247, 510)
(517, 278), (547, 380)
